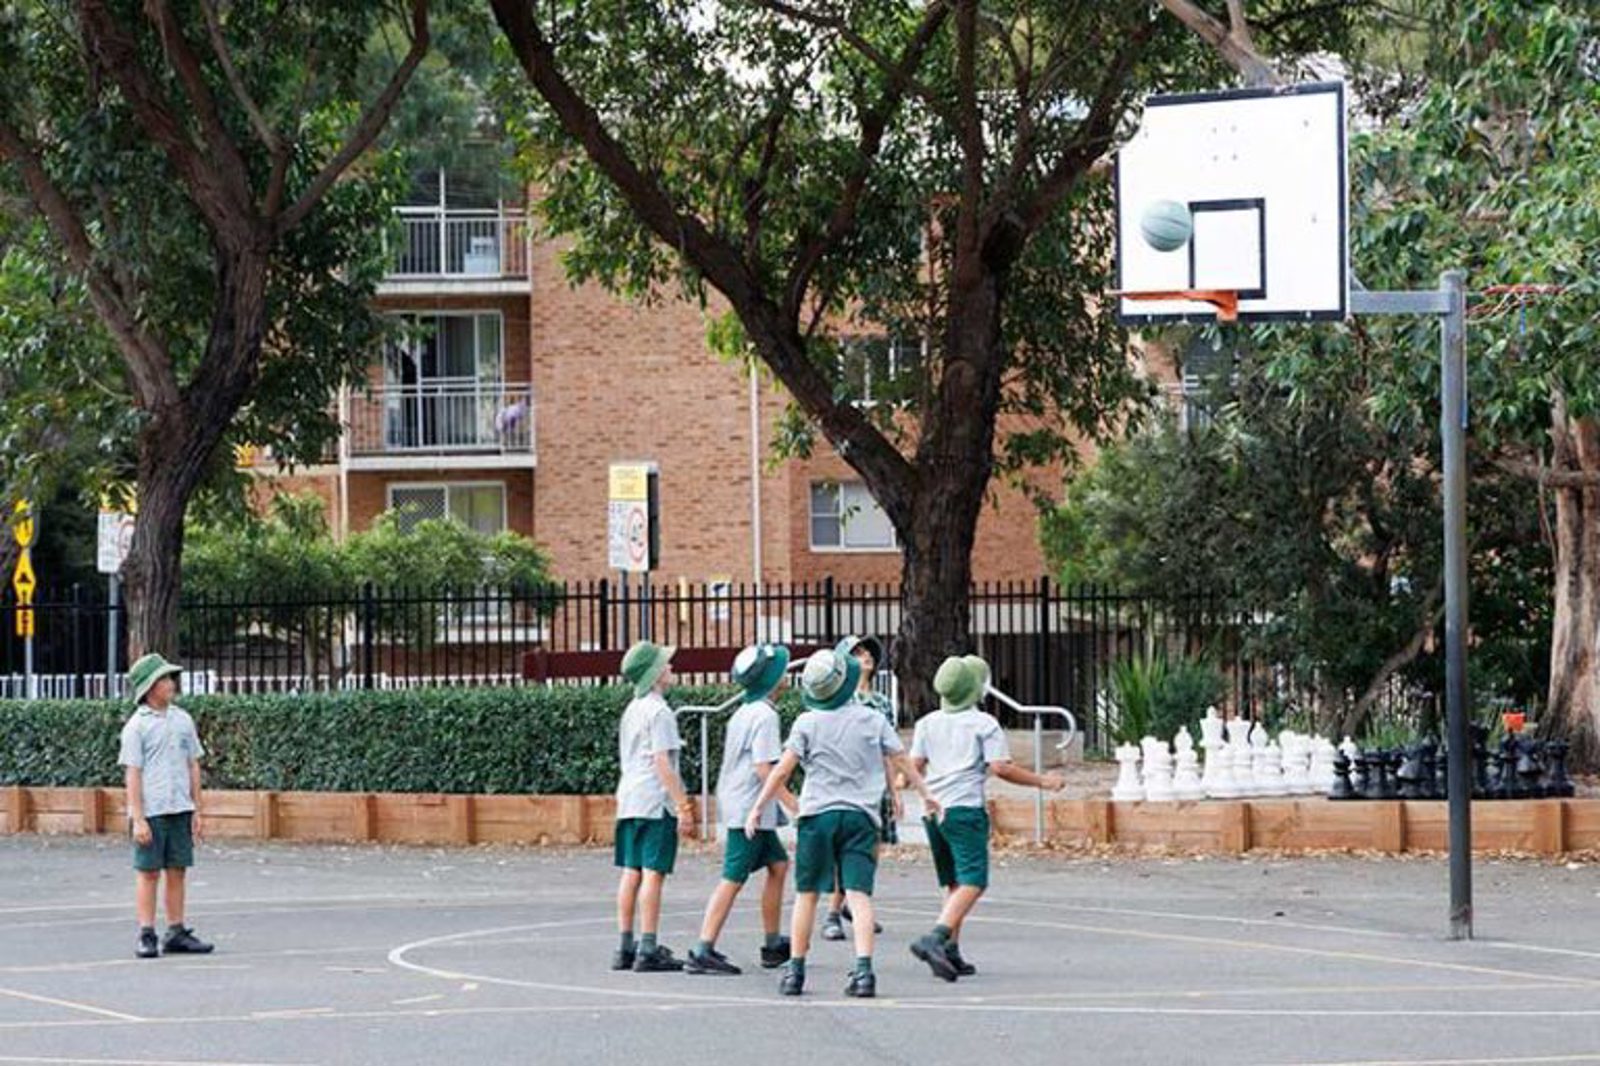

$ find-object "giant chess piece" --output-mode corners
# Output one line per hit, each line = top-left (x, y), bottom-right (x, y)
(1486, 749), (1507, 800)
(1329, 751), (1356, 800)
(1471, 724), (1491, 799)
(1496, 736), (1520, 799)
(1544, 739), (1575, 798)
(1418, 741), (1441, 801)
(1281, 732), (1312, 794)
(1111, 742), (1144, 801)
(1309, 737), (1338, 793)
(1261, 740), (1290, 796)
(1172, 727), (1205, 801)
(1352, 753), (1375, 800)
(1515, 737), (1545, 799)
(1142, 736), (1176, 802)
(1433, 747), (1449, 800)
(1396, 743), (1426, 800)
(1200, 709), (1233, 799)
(1374, 750), (1401, 800)
(1226, 718), (1255, 795)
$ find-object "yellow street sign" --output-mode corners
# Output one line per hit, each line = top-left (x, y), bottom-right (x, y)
(14, 608), (32, 638)
(12, 551), (35, 603)
(608, 463), (651, 502)
(12, 500), (34, 549)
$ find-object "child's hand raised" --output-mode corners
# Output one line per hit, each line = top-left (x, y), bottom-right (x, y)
(743, 810), (761, 840)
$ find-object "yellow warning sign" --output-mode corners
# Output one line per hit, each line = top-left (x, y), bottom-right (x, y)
(12, 500), (34, 550)
(14, 608), (32, 638)
(608, 463), (651, 502)
(11, 551), (35, 604)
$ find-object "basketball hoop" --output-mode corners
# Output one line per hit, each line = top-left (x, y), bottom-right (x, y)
(1112, 289), (1240, 322)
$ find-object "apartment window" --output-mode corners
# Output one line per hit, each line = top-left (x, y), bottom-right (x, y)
(388, 483), (507, 536)
(810, 481), (897, 552)
(838, 336), (923, 406)
(385, 312), (503, 386)
(1177, 334), (1234, 433)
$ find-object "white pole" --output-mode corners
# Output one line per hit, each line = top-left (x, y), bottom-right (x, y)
(748, 358), (763, 591)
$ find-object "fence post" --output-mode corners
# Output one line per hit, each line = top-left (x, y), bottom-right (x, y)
(599, 577), (611, 649)
(823, 576), (837, 645)
(361, 582), (376, 690)
(1035, 575), (1050, 708)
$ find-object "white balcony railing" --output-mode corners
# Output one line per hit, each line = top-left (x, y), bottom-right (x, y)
(346, 382), (535, 461)
(389, 208), (530, 278)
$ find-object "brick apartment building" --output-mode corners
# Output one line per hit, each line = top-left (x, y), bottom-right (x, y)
(256, 162), (1082, 590)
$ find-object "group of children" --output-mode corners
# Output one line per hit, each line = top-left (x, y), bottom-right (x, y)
(611, 636), (1066, 998)
(110, 634), (1067, 996)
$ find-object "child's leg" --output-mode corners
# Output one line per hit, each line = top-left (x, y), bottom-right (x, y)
(163, 868), (187, 927)
(135, 871), (159, 928)
(638, 870), (667, 936)
(760, 861), (789, 937)
(828, 886), (845, 917)
(696, 880), (742, 947)
(844, 890), (875, 958)
(790, 891), (819, 959)
(938, 885), (984, 936)
(617, 868), (643, 936)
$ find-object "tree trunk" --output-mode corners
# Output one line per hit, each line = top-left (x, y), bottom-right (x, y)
(1546, 407), (1600, 767)
(123, 256), (268, 659)
(893, 269), (1006, 715)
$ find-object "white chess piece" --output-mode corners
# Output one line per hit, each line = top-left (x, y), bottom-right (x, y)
(1199, 709), (1230, 799)
(1141, 735), (1175, 802)
(1281, 732), (1311, 794)
(1339, 735), (1360, 763)
(1111, 742), (1144, 801)
(1308, 737), (1337, 792)
(1261, 740), (1291, 796)
(1172, 727), (1204, 801)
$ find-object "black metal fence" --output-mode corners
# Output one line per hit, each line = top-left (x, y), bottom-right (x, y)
(2, 578), (1326, 747)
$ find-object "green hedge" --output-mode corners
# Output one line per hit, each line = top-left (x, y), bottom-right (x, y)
(0, 686), (806, 795)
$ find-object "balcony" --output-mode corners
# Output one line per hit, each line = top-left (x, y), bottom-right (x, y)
(344, 382), (536, 471)
(381, 208), (531, 294)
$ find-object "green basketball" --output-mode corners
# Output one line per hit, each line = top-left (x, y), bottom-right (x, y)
(1140, 200), (1193, 252)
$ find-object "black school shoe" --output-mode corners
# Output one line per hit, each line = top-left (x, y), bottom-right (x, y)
(136, 928), (159, 959)
(632, 945), (684, 973)
(759, 936), (792, 969)
(611, 948), (636, 971)
(910, 934), (959, 982)
(946, 942), (976, 977)
(844, 971), (876, 998)
(161, 925), (214, 955)
(777, 960), (805, 996)
(684, 948), (741, 975)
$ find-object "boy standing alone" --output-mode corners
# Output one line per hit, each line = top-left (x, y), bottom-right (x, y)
(119, 653), (213, 960)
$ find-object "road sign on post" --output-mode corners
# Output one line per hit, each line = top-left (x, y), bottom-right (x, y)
(608, 462), (659, 573)
(97, 511), (136, 575)
(11, 501), (37, 698)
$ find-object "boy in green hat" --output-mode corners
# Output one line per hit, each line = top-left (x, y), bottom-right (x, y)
(685, 643), (799, 975)
(822, 635), (893, 941)
(118, 653), (213, 959)
(613, 639), (695, 973)
(745, 648), (940, 999)
(908, 655), (1065, 981)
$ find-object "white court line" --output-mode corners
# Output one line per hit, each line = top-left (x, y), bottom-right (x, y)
(1259, 1056), (1600, 1066)
(0, 986), (144, 1022)
(0, 1057), (314, 1066)
(0, 892), (526, 917)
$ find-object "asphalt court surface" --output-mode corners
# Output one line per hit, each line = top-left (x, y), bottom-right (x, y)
(3, 835), (1600, 1065)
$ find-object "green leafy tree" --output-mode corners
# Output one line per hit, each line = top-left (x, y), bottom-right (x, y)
(0, 1), (434, 658)
(483, 0), (1368, 708)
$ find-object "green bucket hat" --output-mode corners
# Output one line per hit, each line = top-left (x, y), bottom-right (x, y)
(935, 656), (983, 713)
(800, 648), (861, 712)
(620, 640), (676, 698)
(731, 643), (790, 703)
(127, 653), (183, 705)
(962, 654), (992, 694)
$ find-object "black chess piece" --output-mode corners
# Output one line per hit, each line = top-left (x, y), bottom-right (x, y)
(1374, 750), (1401, 800)
(1396, 744), (1425, 800)
(1516, 737), (1546, 799)
(1486, 750), (1507, 799)
(1433, 747), (1449, 800)
(1418, 741), (1441, 800)
(1471, 724), (1491, 798)
(1544, 739), (1575, 798)
(1353, 754), (1374, 800)
(1330, 752), (1355, 800)
(1493, 736), (1521, 798)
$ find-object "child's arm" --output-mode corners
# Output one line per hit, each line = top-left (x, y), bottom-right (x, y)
(890, 752), (941, 820)
(650, 752), (695, 832)
(884, 756), (905, 821)
(745, 750), (799, 837)
(754, 761), (800, 817)
(125, 767), (151, 845)
(190, 759), (204, 842)
(991, 761), (1066, 791)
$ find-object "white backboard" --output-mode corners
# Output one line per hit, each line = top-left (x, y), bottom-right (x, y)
(1115, 82), (1348, 323)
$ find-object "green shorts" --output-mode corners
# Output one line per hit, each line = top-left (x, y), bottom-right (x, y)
(925, 806), (990, 889)
(721, 829), (789, 884)
(132, 811), (195, 872)
(794, 809), (878, 895)
(614, 816), (679, 874)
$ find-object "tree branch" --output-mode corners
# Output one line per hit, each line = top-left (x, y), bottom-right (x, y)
(1159, 0), (1280, 87)
(277, 0), (430, 233)
(197, 0), (280, 156)
(0, 116), (180, 410)
(780, 0), (952, 323)
(1342, 578), (1444, 735)
(1495, 456), (1600, 489)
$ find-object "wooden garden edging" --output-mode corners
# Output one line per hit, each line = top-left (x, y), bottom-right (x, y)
(0, 787), (1591, 854)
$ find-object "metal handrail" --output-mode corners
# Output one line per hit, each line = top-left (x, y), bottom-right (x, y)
(677, 694), (743, 839)
(986, 687), (1078, 843)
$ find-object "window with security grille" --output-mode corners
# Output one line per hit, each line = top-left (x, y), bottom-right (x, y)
(388, 483), (505, 535)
